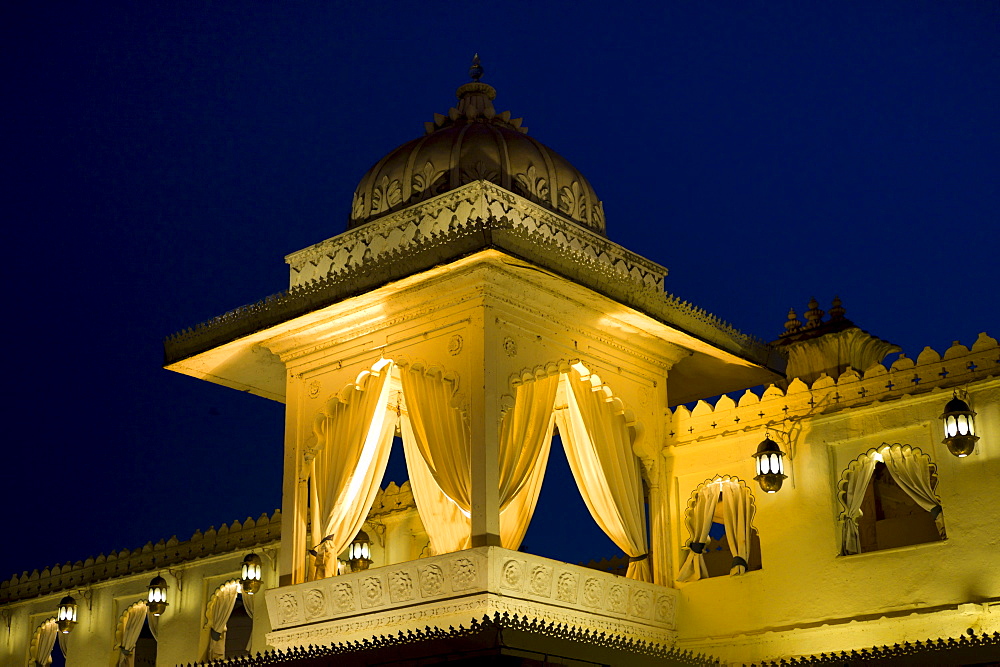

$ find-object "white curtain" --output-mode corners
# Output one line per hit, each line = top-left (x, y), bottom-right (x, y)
(242, 591), (255, 653)
(498, 376), (559, 549)
(882, 444), (946, 538)
(117, 602), (147, 667)
(721, 481), (754, 575)
(400, 413), (470, 554)
(839, 454), (878, 555)
(206, 580), (240, 661)
(31, 619), (57, 666)
(557, 370), (651, 582)
(309, 361), (396, 579)
(676, 483), (719, 582)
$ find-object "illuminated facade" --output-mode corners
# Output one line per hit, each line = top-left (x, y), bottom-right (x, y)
(2, 67), (998, 666)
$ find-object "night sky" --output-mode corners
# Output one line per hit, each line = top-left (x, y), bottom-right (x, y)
(4, 3), (997, 584)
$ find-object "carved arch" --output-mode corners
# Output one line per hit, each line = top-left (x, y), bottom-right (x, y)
(836, 443), (939, 517)
(683, 475), (758, 536)
(28, 617), (57, 666)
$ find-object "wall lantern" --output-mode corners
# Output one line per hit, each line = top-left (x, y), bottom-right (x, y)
(941, 393), (979, 457)
(753, 436), (787, 493)
(146, 576), (168, 616)
(56, 595), (78, 634)
(348, 530), (373, 572)
(241, 553), (263, 594)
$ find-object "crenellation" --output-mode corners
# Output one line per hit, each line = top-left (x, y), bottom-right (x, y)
(670, 333), (998, 443)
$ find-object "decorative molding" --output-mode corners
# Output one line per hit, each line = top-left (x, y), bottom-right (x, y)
(0, 510), (281, 604)
(669, 333), (998, 444)
(265, 546), (678, 649)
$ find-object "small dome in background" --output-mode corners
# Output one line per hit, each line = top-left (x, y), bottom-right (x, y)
(348, 58), (605, 235)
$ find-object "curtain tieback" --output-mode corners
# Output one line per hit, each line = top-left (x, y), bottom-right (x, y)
(628, 553), (649, 563)
(930, 504), (943, 519)
(731, 556), (748, 570)
(688, 542), (706, 554)
(210, 629), (223, 641)
(120, 646), (133, 656)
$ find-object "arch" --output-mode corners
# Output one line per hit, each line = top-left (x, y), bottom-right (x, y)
(307, 358), (397, 579)
(28, 617), (58, 667)
(838, 443), (944, 555)
(678, 476), (761, 582)
(205, 579), (242, 661)
(114, 601), (153, 667)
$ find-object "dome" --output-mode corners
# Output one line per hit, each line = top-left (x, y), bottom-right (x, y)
(348, 73), (605, 235)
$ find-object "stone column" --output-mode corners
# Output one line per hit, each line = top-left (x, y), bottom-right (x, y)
(470, 301), (502, 547)
(278, 376), (307, 586)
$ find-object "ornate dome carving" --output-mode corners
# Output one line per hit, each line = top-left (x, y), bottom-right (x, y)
(348, 72), (605, 235)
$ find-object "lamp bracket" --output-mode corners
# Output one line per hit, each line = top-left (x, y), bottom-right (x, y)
(167, 568), (184, 591)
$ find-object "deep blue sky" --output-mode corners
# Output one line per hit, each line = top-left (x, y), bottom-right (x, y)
(3, 2), (997, 583)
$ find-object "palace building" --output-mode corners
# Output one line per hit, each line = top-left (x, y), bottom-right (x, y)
(2, 61), (998, 666)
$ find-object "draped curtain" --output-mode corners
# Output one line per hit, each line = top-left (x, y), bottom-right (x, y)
(31, 619), (57, 667)
(117, 602), (147, 667)
(839, 455), (877, 555)
(882, 444), (946, 538)
(206, 580), (240, 661)
(498, 375), (559, 549)
(400, 366), (472, 514)
(400, 413), (470, 554)
(676, 483), (719, 582)
(720, 481), (754, 575)
(309, 362), (396, 579)
(557, 370), (651, 582)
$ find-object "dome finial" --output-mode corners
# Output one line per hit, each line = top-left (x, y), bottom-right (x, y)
(469, 53), (484, 82)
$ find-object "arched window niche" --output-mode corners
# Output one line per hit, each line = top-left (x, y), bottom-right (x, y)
(115, 601), (157, 667)
(205, 579), (253, 661)
(838, 443), (946, 556)
(677, 476), (761, 582)
(29, 617), (59, 667)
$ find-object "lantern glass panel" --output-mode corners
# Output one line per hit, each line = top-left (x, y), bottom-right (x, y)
(945, 416), (957, 438)
(969, 415), (976, 435)
(771, 453), (782, 474)
(957, 415), (968, 435)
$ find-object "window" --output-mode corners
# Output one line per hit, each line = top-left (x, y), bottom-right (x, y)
(838, 443), (945, 555)
(677, 476), (761, 582)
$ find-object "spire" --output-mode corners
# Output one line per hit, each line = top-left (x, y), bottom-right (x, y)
(469, 53), (484, 82)
(804, 297), (825, 329)
(829, 296), (846, 321)
(783, 308), (803, 335)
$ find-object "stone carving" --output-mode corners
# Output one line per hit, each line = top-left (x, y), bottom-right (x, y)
(461, 160), (498, 184)
(361, 577), (384, 608)
(451, 557), (477, 591)
(448, 334), (463, 356)
(370, 175), (402, 215)
(503, 336), (517, 357)
(501, 559), (523, 589)
(418, 564), (444, 597)
(607, 583), (627, 613)
(630, 589), (652, 618)
(351, 191), (365, 220)
(278, 593), (299, 624)
(583, 577), (602, 608)
(412, 161), (446, 199)
(655, 594), (674, 623)
(304, 589), (325, 619)
(307, 379), (321, 398)
(514, 165), (549, 203)
(388, 570), (414, 602)
(332, 582), (355, 612)
(558, 181), (588, 222)
(529, 564), (552, 597)
(556, 571), (578, 603)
